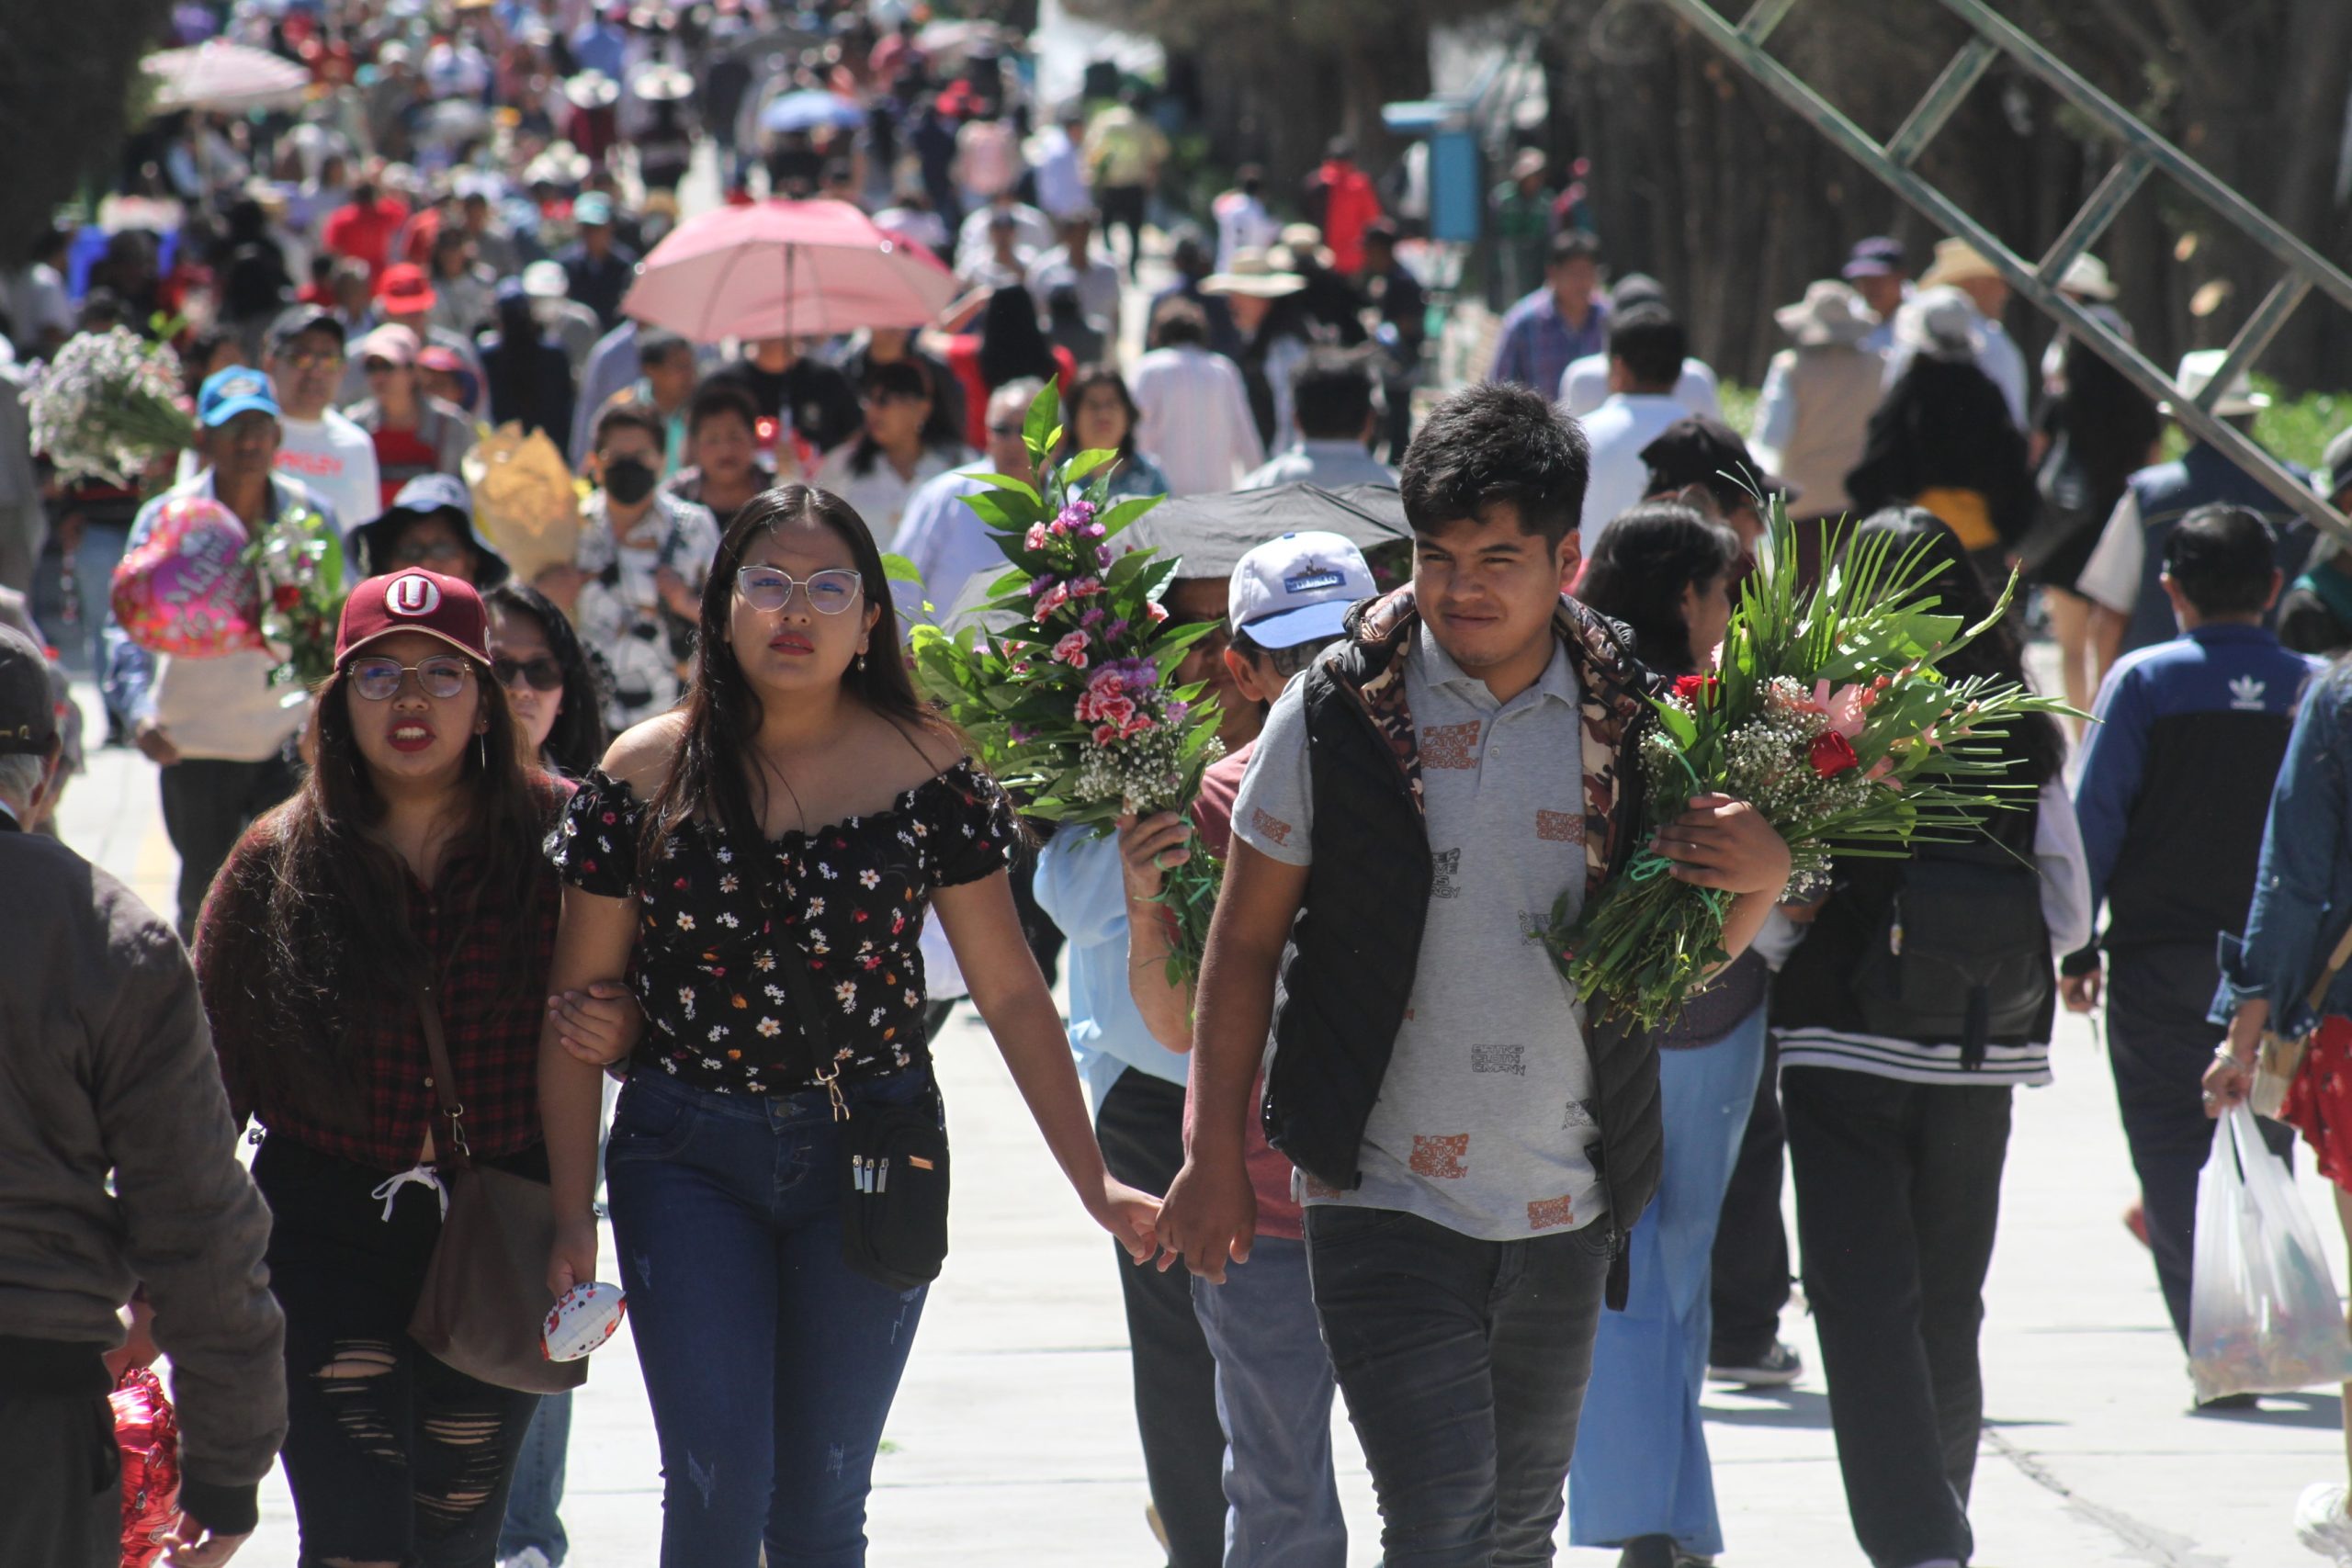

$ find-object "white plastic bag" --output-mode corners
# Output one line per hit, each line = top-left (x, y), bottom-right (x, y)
(2188, 1103), (2352, 1403)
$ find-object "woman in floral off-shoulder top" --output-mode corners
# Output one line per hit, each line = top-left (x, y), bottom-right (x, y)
(538, 483), (1160, 1567)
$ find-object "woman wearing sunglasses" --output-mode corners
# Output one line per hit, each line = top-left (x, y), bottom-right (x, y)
(538, 486), (1161, 1566)
(485, 581), (609, 780)
(192, 569), (641, 1567)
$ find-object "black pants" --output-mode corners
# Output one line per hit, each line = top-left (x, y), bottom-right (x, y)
(1100, 184), (1149, 277)
(2108, 942), (2296, 1348)
(1711, 1032), (1792, 1362)
(1784, 1066), (2011, 1568)
(159, 750), (300, 941)
(1095, 1068), (1226, 1568)
(1306, 1205), (1613, 1567)
(256, 1135), (541, 1568)
(0, 1348), (118, 1568)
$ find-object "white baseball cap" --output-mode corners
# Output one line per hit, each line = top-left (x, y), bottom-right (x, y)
(1227, 531), (1376, 649)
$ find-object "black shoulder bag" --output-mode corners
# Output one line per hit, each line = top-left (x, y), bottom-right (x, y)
(767, 902), (953, 1292)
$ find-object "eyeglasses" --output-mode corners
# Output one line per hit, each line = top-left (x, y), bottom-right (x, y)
(492, 654), (565, 693)
(736, 566), (862, 615)
(985, 423), (1026, 437)
(862, 389), (916, 407)
(362, 358), (401, 375)
(278, 349), (343, 369)
(347, 654), (475, 701)
(389, 536), (469, 565)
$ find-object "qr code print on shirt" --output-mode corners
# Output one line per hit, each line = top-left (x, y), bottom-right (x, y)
(1422, 721), (1482, 769)
(1471, 1044), (1527, 1076)
(1535, 809), (1582, 843)
(1527, 1195), (1577, 1230)
(1250, 807), (1294, 847)
(1409, 1134), (1470, 1179)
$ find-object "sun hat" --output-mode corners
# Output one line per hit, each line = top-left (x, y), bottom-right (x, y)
(2161, 348), (2270, 420)
(1227, 531), (1376, 649)
(376, 262), (438, 315)
(1277, 222), (1335, 271)
(1510, 147), (1547, 182)
(352, 476), (512, 586)
(563, 69), (620, 109)
(198, 367), (281, 428)
(632, 62), (692, 101)
(2058, 253), (2119, 302)
(521, 259), (571, 300)
(1774, 279), (1877, 347)
(1917, 238), (2001, 290)
(1200, 248), (1306, 299)
(336, 568), (492, 665)
(354, 322), (420, 367)
(1892, 286), (1984, 363)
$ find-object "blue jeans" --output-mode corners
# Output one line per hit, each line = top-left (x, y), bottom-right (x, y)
(499, 1391), (571, 1563)
(1568, 1006), (1767, 1558)
(1306, 1205), (1616, 1568)
(605, 1066), (933, 1568)
(1189, 1235), (1347, 1568)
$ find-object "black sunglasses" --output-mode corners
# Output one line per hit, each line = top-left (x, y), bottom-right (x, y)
(492, 654), (566, 693)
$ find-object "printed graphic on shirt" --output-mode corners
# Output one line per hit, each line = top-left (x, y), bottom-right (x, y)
(1422, 720), (1483, 770)
(1527, 1195), (1577, 1230)
(1250, 806), (1295, 847)
(1562, 1100), (1597, 1132)
(1409, 1134), (1471, 1179)
(2229, 675), (2267, 712)
(1470, 1043), (1528, 1076)
(1535, 808), (1582, 843)
(1430, 847), (1462, 899)
(1303, 1172), (1345, 1201)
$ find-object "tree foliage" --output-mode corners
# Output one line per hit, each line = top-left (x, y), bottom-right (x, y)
(0, 0), (175, 268)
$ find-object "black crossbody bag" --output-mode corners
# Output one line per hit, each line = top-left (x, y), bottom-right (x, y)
(765, 903), (953, 1292)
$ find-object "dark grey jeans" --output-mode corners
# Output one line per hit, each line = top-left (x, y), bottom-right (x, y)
(1306, 1205), (1614, 1567)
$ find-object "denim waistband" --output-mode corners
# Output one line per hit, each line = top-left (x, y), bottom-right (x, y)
(620, 1060), (934, 1128)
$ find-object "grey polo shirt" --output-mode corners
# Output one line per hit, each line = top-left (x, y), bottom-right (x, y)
(1234, 621), (1605, 1240)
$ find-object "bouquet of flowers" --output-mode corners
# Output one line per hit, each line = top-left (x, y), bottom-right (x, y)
(245, 503), (346, 695)
(909, 385), (1227, 983)
(20, 327), (196, 489)
(1540, 509), (2076, 1030)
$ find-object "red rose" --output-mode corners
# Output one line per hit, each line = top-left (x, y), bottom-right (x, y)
(1671, 674), (1715, 704)
(1810, 730), (1860, 779)
(271, 582), (303, 611)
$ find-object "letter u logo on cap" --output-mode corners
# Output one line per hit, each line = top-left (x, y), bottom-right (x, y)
(388, 573), (443, 617)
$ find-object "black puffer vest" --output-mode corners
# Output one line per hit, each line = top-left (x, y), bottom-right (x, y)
(1261, 585), (1665, 1306)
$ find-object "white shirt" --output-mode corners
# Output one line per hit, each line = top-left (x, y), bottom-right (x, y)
(276, 412), (383, 535)
(1556, 355), (1723, 422)
(1576, 393), (1696, 551)
(2074, 490), (2144, 615)
(1029, 127), (1089, 220)
(1212, 190), (1280, 274)
(1240, 439), (1396, 492)
(1026, 249), (1123, 332)
(891, 462), (1010, 628)
(1129, 346), (1266, 497)
(955, 202), (1056, 276)
(813, 443), (971, 547)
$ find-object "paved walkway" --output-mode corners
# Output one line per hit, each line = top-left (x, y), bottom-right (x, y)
(55, 688), (2352, 1567)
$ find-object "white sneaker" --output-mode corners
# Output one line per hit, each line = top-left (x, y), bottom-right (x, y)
(500, 1550), (553, 1568)
(2295, 1481), (2352, 1563)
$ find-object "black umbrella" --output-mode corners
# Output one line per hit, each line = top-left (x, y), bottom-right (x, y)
(1122, 482), (1410, 581)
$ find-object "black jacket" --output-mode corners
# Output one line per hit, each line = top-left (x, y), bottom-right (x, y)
(1263, 586), (1664, 1305)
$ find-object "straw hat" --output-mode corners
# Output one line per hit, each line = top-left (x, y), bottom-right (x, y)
(2058, 253), (2119, 302)
(563, 70), (620, 109)
(1917, 238), (2000, 289)
(1278, 222), (1335, 272)
(2160, 349), (2270, 419)
(632, 62), (692, 101)
(1510, 147), (1547, 183)
(526, 141), (592, 187)
(1773, 279), (1877, 347)
(1201, 248), (1306, 299)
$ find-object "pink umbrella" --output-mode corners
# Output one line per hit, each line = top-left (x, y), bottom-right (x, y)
(619, 199), (957, 344)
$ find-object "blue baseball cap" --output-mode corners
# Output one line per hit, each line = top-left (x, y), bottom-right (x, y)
(573, 191), (614, 226)
(198, 367), (280, 428)
(1227, 531), (1376, 650)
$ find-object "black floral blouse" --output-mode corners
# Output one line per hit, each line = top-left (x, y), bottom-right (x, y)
(548, 760), (1019, 1094)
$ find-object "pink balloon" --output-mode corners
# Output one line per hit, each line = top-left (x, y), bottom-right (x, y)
(109, 495), (263, 658)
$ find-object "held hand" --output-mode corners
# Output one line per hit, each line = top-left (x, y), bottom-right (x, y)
(1115, 811), (1192, 903)
(162, 1519), (250, 1567)
(2202, 1049), (2254, 1118)
(2060, 968), (2103, 1013)
(1088, 1175), (1163, 1264)
(1154, 1153), (1257, 1284)
(548, 1213), (599, 1300)
(550, 981), (643, 1066)
(1656, 794), (1792, 897)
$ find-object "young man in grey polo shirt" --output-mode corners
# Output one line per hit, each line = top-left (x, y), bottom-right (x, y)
(1159, 383), (1791, 1567)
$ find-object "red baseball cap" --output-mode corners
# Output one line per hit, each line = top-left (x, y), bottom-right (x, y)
(378, 262), (439, 314)
(336, 569), (492, 665)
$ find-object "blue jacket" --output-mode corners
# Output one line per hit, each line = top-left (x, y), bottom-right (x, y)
(2075, 624), (2319, 957)
(2214, 662), (2352, 1031)
(2118, 444), (2312, 658)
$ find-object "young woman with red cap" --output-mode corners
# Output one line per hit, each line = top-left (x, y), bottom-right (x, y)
(537, 485), (1161, 1566)
(193, 568), (639, 1568)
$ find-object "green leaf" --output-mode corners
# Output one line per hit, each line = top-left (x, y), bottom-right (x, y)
(881, 552), (923, 584)
(1060, 448), (1118, 485)
(1023, 383), (1062, 468)
(968, 474), (1042, 506)
(1101, 494), (1162, 536)
(963, 491), (1030, 532)
(1649, 695), (1698, 747)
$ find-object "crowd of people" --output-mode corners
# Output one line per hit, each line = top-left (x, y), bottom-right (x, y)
(11, 6), (2352, 1568)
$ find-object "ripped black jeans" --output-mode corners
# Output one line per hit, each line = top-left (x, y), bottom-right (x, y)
(254, 1134), (542, 1568)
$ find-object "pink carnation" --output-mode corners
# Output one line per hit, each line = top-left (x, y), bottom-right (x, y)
(1119, 709), (1157, 739)
(1035, 583), (1069, 616)
(1096, 694), (1138, 728)
(1067, 576), (1102, 598)
(1052, 631), (1091, 669)
(1147, 602), (1169, 624)
(1091, 722), (1120, 746)
(1023, 523), (1049, 551)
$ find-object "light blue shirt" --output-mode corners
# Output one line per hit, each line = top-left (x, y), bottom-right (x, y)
(1035, 829), (1192, 1113)
(1239, 439), (1397, 492)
